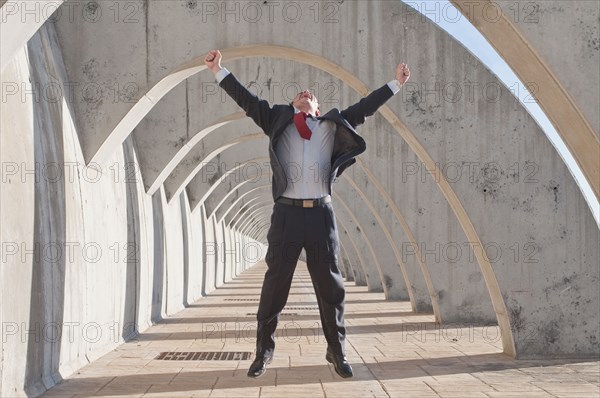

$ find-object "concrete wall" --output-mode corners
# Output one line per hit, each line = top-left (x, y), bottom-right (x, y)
(48, 0), (598, 358)
(1, 0), (599, 395)
(449, 0), (600, 203)
(0, 22), (264, 397)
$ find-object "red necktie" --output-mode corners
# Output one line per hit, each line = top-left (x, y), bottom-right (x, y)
(294, 112), (312, 140)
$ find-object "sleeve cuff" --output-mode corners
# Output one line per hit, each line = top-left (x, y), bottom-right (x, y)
(215, 67), (230, 83)
(387, 79), (402, 95)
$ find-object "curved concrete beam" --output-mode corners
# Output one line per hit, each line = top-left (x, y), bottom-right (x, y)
(235, 202), (273, 234)
(0, 1), (64, 72)
(237, 212), (269, 240)
(71, 40), (516, 351)
(207, 171), (272, 219)
(338, 175), (416, 306)
(50, 2), (599, 356)
(223, 183), (365, 285)
(226, 186), (376, 290)
(335, 217), (368, 287)
(131, 53), (509, 342)
(184, 143), (269, 212)
(226, 191), (271, 227)
(354, 157), (439, 316)
(196, 158), (412, 300)
(247, 221), (270, 242)
(333, 195), (388, 295)
(168, 132), (266, 202)
(229, 194), (273, 229)
(233, 197), (272, 232)
(146, 111), (245, 194)
(450, 0), (600, 200)
(240, 212), (270, 239)
(183, 132), (493, 321)
(180, 132), (439, 314)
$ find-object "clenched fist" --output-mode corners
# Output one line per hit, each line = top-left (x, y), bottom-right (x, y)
(205, 50), (223, 75)
(395, 63), (410, 86)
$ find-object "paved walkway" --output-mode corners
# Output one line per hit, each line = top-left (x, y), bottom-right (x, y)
(43, 262), (599, 398)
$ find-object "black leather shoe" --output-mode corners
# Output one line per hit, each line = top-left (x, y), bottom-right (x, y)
(247, 355), (272, 378)
(326, 351), (353, 378)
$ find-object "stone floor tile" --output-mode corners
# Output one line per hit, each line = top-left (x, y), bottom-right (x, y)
(484, 393), (555, 398)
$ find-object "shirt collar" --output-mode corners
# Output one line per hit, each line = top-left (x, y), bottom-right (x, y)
(293, 107), (318, 119)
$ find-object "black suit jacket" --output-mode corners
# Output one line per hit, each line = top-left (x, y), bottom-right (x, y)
(219, 72), (394, 201)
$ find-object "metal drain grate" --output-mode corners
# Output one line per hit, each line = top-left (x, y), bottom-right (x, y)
(285, 306), (319, 311)
(156, 351), (252, 361)
(225, 298), (259, 301)
(246, 312), (299, 317)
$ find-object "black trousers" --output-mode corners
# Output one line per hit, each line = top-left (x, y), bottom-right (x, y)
(255, 201), (346, 358)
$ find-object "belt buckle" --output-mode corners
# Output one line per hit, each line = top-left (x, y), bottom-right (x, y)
(302, 200), (314, 208)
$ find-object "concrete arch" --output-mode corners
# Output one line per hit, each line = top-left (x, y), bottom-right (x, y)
(233, 200), (270, 228)
(245, 219), (270, 241)
(337, 175), (416, 306)
(235, 202), (273, 235)
(226, 187), (366, 287)
(207, 171), (273, 219)
(0, 1), (65, 72)
(226, 190), (271, 227)
(122, 52), (511, 345)
(449, 0), (600, 200)
(241, 216), (269, 239)
(146, 111), (245, 195)
(333, 183), (411, 301)
(192, 150), (415, 299)
(332, 195), (391, 296)
(46, 0), (597, 358)
(354, 157), (439, 316)
(238, 209), (270, 239)
(229, 193), (272, 230)
(168, 132), (266, 203)
(149, 95), (442, 316)
(220, 180), (376, 288)
(75, 39), (519, 351)
(214, 172), (405, 300)
(231, 194), (370, 289)
(184, 144), (270, 214)
(180, 134), (441, 314)
(229, 192), (272, 231)
(247, 223), (269, 241)
(181, 133), (476, 320)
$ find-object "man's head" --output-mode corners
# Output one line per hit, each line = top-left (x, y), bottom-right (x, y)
(291, 90), (320, 116)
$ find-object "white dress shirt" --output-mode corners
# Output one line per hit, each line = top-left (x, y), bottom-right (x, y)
(215, 68), (402, 199)
(276, 111), (336, 199)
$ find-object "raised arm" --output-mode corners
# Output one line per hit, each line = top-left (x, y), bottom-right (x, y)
(341, 62), (410, 128)
(205, 50), (275, 133)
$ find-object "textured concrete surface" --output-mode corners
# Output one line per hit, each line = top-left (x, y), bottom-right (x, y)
(48, 0), (600, 358)
(0, 23), (264, 396)
(450, 0), (600, 201)
(1, 1), (599, 396)
(0, 0), (65, 72)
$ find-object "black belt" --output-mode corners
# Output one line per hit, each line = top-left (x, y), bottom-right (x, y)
(276, 195), (331, 208)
